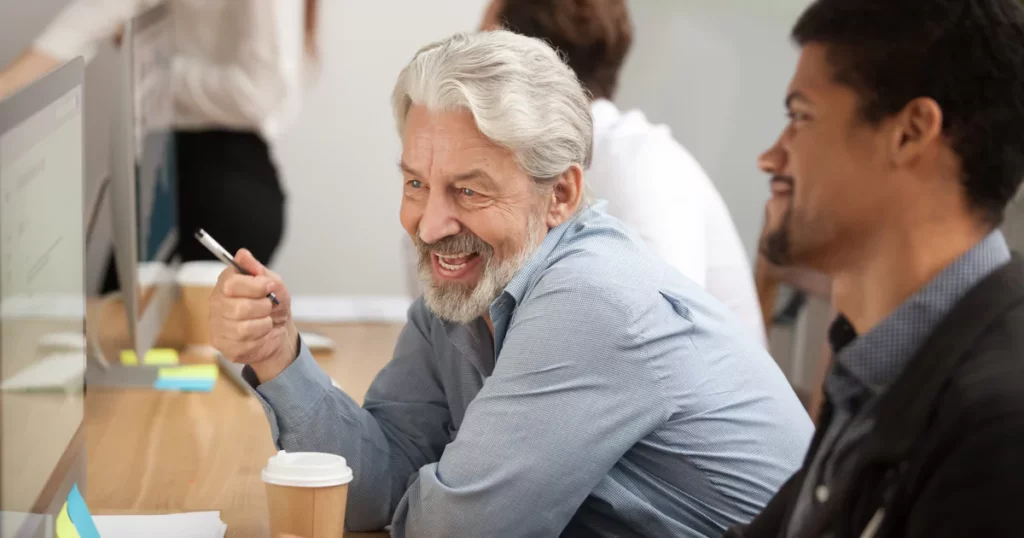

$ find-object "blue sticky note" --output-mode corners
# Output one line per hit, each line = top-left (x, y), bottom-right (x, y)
(153, 378), (215, 392)
(66, 483), (100, 538)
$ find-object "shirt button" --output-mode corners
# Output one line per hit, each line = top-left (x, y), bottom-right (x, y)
(815, 485), (830, 503)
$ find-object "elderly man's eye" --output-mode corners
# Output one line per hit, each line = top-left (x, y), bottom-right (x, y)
(460, 188), (476, 197)
(409, 180), (423, 189)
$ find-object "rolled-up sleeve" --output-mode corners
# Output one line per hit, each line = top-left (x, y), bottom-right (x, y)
(247, 300), (451, 532)
(389, 276), (672, 537)
(34, 0), (160, 62)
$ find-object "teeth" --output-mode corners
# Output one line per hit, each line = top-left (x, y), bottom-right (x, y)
(437, 252), (470, 260)
(438, 258), (467, 271)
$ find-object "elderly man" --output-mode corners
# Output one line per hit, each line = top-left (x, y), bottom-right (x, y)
(210, 31), (812, 536)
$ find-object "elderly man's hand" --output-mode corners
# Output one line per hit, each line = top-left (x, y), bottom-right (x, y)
(209, 248), (298, 382)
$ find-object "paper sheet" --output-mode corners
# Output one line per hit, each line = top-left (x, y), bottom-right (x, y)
(299, 330), (336, 350)
(92, 511), (227, 538)
(0, 351), (85, 392)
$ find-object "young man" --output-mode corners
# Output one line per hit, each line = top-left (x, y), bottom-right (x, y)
(729, 1), (1024, 537)
(481, 0), (767, 344)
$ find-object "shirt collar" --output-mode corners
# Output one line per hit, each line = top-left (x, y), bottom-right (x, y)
(487, 203), (606, 358)
(827, 229), (1010, 403)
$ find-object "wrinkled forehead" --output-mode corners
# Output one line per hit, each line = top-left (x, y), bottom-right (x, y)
(401, 105), (520, 179)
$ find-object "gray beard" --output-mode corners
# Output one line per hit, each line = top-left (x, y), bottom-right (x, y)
(418, 216), (544, 324)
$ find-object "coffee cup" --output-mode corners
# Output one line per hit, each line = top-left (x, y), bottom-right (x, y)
(176, 261), (225, 346)
(262, 450), (353, 538)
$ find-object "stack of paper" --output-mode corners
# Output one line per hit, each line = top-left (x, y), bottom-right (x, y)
(0, 352), (85, 392)
(300, 330), (336, 350)
(92, 511), (227, 538)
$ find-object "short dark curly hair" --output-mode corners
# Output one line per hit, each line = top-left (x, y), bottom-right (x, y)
(496, 0), (632, 101)
(793, 0), (1024, 225)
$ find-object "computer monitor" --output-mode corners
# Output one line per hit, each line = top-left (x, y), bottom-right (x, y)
(109, 2), (179, 361)
(0, 58), (87, 538)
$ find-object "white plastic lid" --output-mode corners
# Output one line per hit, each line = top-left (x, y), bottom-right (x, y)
(176, 261), (226, 286)
(261, 451), (353, 488)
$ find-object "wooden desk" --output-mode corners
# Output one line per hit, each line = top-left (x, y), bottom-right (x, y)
(85, 322), (402, 537)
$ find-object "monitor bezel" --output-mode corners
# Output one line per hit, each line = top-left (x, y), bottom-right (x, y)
(0, 56), (87, 538)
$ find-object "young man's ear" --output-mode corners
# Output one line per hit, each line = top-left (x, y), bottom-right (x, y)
(890, 97), (943, 167)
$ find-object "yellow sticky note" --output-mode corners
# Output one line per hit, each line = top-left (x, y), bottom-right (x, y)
(157, 364), (218, 380)
(142, 348), (179, 365)
(119, 350), (139, 366)
(120, 348), (179, 366)
(56, 502), (81, 538)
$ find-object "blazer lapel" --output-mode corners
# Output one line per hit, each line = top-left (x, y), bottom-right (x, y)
(798, 254), (1024, 538)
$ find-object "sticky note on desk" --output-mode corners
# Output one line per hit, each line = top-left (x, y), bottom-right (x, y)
(120, 348), (179, 366)
(66, 483), (100, 538)
(158, 364), (218, 380)
(56, 503), (80, 538)
(153, 363), (218, 392)
(153, 378), (216, 392)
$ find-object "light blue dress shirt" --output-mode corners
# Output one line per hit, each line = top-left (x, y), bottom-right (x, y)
(247, 203), (813, 537)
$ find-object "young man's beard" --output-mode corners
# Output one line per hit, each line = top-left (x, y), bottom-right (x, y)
(416, 215), (544, 324)
(760, 208), (794, 266)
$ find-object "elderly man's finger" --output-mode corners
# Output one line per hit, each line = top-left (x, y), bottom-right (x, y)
(222, 274), (275, 299)
(215, 263), (241, 285)
(221, 297), (275, 321)
(233, 317), (274, 341)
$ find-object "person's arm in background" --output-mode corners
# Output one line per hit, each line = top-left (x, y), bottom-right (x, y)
(0, 0), (160, 98)
(754, 254), (832, 421)
(170, 0), (289, 128)
(754, 256), (782, 334)
(211, 250), (451, 532)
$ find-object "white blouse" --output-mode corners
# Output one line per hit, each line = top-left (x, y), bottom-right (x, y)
(587, 99), (767, 344)
(34, 0), (309, 141)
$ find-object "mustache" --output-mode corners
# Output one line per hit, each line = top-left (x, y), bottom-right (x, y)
(414, 232), (493, 257)
(770, 175), (794, 187)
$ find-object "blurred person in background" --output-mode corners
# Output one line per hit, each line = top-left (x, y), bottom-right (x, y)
(729, 0), (1024, 536)
(0, 0), (319, 286)
(481, 0), (766, 344)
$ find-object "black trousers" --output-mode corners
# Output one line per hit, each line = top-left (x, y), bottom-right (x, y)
(101, 129), (285, 293)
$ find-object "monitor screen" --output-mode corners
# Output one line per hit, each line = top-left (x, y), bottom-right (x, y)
(0, 60), (86, 521)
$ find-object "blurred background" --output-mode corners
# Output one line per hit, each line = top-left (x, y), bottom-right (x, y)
(0, 0), (811, 306)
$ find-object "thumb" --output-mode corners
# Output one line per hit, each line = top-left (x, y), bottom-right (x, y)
(234, 248), (267, 276)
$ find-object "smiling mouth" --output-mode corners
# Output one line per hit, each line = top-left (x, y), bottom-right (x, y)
(432, 251), (483, 279)
(770, 176), (794, 196)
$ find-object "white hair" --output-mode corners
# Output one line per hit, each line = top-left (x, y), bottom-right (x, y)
(392, 30), (593, 183)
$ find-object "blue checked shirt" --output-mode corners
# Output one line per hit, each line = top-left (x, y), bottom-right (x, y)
(786, 230), (1012, 537)
(246, 203), (814, 537)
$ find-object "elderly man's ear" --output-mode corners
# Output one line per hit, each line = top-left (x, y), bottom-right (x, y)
(545, 164), (584, 228)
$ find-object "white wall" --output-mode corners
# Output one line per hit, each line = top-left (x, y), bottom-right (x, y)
(272, 0), (489, 298)
(616, 0), (811, 261)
